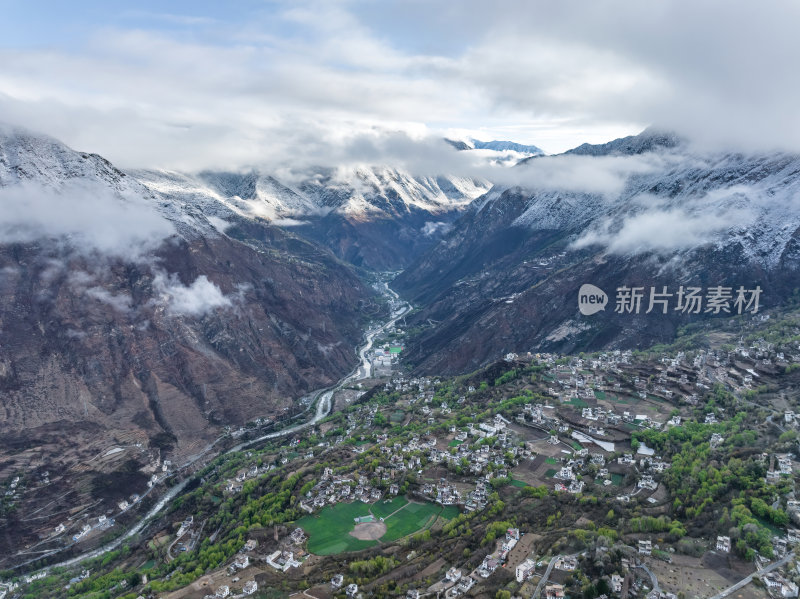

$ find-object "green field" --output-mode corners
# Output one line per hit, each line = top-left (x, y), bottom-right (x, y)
(440, 505), (460, 519)
(545, 457), (559, 465)
(593, 390), (606, 400)
(382, 502), (443, 541)
(370, 495), (408, 520)
(755, 515), (784, 536)
(295, 497), (455, 555)
(295, 501), (378, 555)
(139, 559), (156, 571)
(564, 397), (589, 408)
(448, 439), (463, 447)
(510, 479), (528, 488)
(545, 468), (557, 478)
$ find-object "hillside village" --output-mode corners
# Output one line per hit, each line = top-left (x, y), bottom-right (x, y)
(6, 313), (800, 599)
(157, 333), (800, 599)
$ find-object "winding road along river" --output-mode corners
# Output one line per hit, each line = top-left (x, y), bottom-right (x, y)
(27, 280), (411, 574)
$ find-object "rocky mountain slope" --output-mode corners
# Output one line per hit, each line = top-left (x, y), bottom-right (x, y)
(393, 129), (800, 374)
(0, 126), (380, 459)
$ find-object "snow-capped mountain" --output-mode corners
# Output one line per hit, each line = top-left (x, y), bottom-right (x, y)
(564, 127), (682, 157)
(446, 137), (545, 167)
(133, 165), (491, 270)
(393, 129), (800, 374)
(470, 139), (545, 155)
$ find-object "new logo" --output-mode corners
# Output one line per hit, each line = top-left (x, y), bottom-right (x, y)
(578, 284), (608, 315)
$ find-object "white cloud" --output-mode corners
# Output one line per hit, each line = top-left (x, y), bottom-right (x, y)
(572, 208), (750, 255)
(85, 286), (133, 313)
(152, 271), (232, 317)
(0, 0), (798, 172)
(500, 154), (669, 197)
(271, 218), (310, 227)
(259, 132), (674, 199)
(0, 180), (174, 258)
(422, 221), (451, 237)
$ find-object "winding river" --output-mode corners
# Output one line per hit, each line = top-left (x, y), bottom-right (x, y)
(25, 279), (411, 574)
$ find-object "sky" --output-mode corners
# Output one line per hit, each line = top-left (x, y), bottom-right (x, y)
(1, 0), (799, 171)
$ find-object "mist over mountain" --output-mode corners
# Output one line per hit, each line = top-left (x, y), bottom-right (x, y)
(393, 129), (800, 374)
(7, 122), (800, 423)
(7, 121), (800, 434)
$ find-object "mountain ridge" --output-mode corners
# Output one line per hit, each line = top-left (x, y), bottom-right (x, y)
(133, 164), (490, 270)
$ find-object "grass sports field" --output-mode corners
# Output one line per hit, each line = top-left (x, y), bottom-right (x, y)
(295, 501), (378, 555)
(295, 496), (454, 555)
(370, 495), (408, 520)
(381, 501), (441, 542)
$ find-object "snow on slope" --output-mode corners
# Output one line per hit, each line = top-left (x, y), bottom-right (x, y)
(470, 139), (545, 155)
(130, 168), (314, 226)
(0, 125), (224, 249)
(135, 165), (490, 225)
(445, 137), (545, 167)
(504, 148), (800, 268)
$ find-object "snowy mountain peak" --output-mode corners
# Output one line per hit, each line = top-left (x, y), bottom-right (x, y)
(445, 136), (545, 167)
(0, 126), (227, 247)
(565, 127), (684, 157)
(469, 138), (545, 155)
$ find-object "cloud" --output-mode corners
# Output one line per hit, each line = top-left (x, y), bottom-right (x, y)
(422, 221), (451, 237)
(152, 271), (232, 317)
(501, 154), (670, 197)
(271, 218), (310, 227)
(572, 208), (750, 255)
(0, 180), (174, 258)
(265, 131), (673, 199)
(85, 286), (133, 313)
(67, 270), (96, 287)
(1, 0), (798, 171)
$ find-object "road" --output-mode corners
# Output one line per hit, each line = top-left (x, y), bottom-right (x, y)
(17, 278), (411, 576)
(635, 561), (660, 595)
(532, 556), (558, 599)
(532, 554), (578, 598)
(708, 552), (794, 599)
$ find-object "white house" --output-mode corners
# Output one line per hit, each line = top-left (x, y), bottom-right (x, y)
(516, 558), (536, 583)
(243, 580), (258, 595)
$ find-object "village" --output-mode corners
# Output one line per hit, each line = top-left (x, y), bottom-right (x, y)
(6, 319), (800, 599)
(156, 330), (800, 599)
